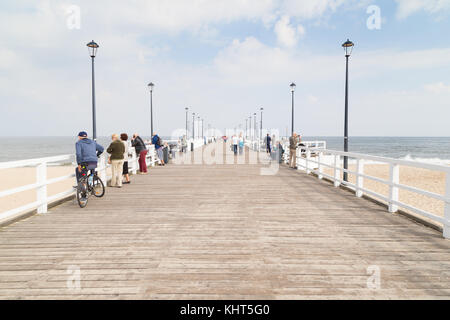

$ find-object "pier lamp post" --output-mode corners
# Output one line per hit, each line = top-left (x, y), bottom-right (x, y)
(148, 82), (155, 136)
(197, 116), (200, 139)
(87, 40), (99, 140)
(185, 107), (189, 139)
(249, 116), (252, 139)
(201, 118), (204, 138)
(290, 82), (296, 136)
(260, 107), (264, 144)
(245, 118), (248, 139)
(192, 112), (195, 140)
(253, 113), (257, 142)
(342, 39), (354, 182)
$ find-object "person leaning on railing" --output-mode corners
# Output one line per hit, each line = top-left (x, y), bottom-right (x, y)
(131, 133), (148, 174)
(75, 131), (104, 183)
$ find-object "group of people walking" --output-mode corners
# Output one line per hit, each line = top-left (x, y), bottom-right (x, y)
(231, 134), (245, 155)
(75, 131), (166, 189)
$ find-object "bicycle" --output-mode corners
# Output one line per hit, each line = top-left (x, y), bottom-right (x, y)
(76, 164), (105, 208)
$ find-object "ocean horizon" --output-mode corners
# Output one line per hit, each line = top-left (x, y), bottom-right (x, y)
(1, 136), (449, 164)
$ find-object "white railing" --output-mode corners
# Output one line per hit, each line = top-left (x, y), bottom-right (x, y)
(296, 147), (450, 239)
(0, 139), (207, 224)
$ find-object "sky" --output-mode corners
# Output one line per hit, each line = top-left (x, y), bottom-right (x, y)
(0, 0), (450, 137)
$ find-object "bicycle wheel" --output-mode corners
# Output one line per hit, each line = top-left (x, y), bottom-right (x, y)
(76, 181), (88, 208)
(92, 175), (105, 198)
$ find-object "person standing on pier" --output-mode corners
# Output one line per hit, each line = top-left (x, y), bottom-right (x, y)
(265, 134), (272, 154)
(152, 133), (165, 166)
(107, 134), (125, 188)
(289, 133), (299, 169)
(232, 134), (239, 155)
(131, 134), (148, 174)
(75, 131), (104, 182)
(239, 133), (244, 155)
(120, 133), (131, 184)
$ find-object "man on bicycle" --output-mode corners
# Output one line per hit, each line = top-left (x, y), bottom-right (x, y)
(75, 131), (104, 182)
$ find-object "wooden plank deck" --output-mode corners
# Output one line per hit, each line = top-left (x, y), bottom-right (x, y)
(0, 142), (450, 299)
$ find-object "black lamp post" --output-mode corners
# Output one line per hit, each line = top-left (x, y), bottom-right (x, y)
(260, 107), (264, 143)
(253, 113), (257, 141)
(290, 82), (296, 136)
(192, 112), (195, 140)
(197, 116), (200, 139)
(148, 82), (154, 136)
(201, 118), (204, 138)
(245, 118), (248, 139)
(185, 107), (189, 139)
(342, 39), (354, 182)
(87, 40), (99, 140)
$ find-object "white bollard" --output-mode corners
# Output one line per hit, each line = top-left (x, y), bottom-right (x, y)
(389, 163), (399, 213)
(36, 162), (48, 214)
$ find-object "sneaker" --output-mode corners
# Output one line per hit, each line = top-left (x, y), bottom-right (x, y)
(123, 181), (131, 184)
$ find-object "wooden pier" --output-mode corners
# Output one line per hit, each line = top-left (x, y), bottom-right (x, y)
(0, 143), (450, 299)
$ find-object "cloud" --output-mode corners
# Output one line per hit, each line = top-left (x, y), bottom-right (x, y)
(395, 0), (450, 19)
(280, 0), (350, 19)
(274, 15), (305, 47)
(424, 82), (450, 93)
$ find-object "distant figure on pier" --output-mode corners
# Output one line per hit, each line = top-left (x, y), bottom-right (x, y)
(152, 133), (165, 166)
(239, 134), (244, 155)
(289, 133), (299, 169)
(120, 133), (131, 185)
(232, 134), (239, 155)
(131, 134), (148, 174)
(107, 134), (125, 188)
(265, 134), (272, 154)
(75, 131), (104, 182)
(181, 135), (187, 153)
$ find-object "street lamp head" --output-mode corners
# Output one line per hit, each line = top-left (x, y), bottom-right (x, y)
(185, 107), (189, 111)
(87, 40), (99, 58)
(260, 107), (264, 111)
(148, 82), (154, 92)
(342, 39), (354, 57)
(290, 82), (296, 92)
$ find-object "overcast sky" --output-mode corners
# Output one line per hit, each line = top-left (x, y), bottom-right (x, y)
(1, 0), (450, 137)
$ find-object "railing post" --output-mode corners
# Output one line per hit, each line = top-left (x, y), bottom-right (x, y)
(389, 163), (400, 213)
(131, 149), (137, 175)
(356, 159), (364, 198)
(334, 155), (340, 187)
(318, 151), (323, 180)
(36, 162), (47, 214)
(98, 153), (107, 183)
(306, 148), (311, 174)
(444, 172), (450, 239)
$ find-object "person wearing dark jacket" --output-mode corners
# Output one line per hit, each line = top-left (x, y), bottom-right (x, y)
(107, 134), (125, 188)
(75, 131), (104, 182)
(131, 133), (148, 174)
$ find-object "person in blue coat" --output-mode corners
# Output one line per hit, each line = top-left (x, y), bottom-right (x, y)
(152, 133), (165, 165)
(75, 131), (104, 182)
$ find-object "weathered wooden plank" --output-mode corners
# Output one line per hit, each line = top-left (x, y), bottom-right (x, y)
(0, 142), (449, 299)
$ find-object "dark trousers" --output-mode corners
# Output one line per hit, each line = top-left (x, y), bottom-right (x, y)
(76, 162), (97, 182)
(138, 150), (148, 173)
(233, 144), (238, 155)
(267, 144), (271, 153)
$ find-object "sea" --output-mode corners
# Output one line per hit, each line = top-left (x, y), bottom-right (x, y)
(0, 136), (449, 165)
